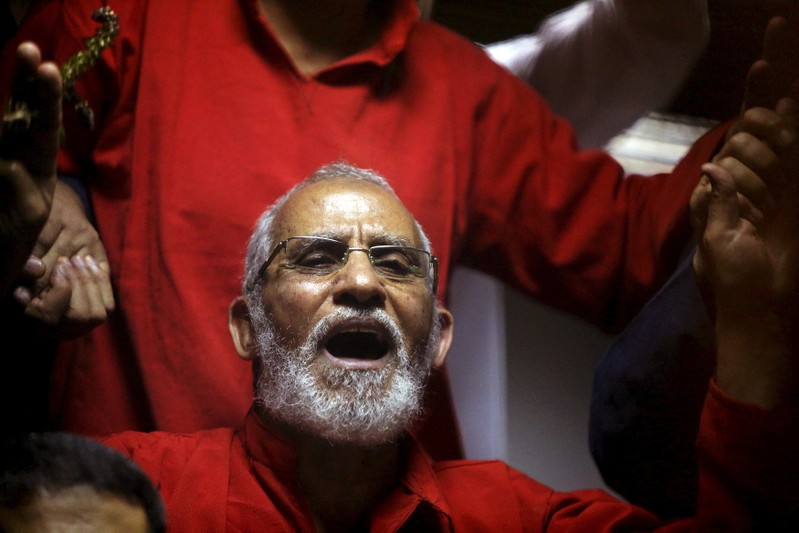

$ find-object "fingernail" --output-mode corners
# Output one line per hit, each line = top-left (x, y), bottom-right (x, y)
(85, 255), (101, 274)
(25, 256), (43, 271)
(13, 286), (31, 306)
(72, 255), (87, 270)
(55, 257), (71, 279)
(777, 128), (794, 148)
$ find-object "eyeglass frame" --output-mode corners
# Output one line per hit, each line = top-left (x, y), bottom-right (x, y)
(251, 235), (439, 293)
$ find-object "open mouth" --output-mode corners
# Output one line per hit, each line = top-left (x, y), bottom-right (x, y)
(325, 329), (390, 361)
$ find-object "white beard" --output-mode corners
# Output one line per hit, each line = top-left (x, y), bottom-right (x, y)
(250, 304), (440, 445)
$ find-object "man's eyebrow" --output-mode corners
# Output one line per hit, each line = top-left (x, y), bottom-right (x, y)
(300, 231), (416, 248)
(303, 231), (348, 242)
(369, 233), (416, 248)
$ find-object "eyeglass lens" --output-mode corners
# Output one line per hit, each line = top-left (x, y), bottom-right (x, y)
(284, 237), (429, 279)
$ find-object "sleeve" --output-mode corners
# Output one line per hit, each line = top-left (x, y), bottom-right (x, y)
(461, 62), (729, 333)
(484, 0), (710, 148)
(588, 250), (713, 519)
(694, 381), (799, 528)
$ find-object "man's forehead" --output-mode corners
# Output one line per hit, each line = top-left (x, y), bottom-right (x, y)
(275, 179), (419, 242)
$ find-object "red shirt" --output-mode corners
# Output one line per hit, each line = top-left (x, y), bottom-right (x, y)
(3, 0), (726, 440)
(101, 382), (797, 531)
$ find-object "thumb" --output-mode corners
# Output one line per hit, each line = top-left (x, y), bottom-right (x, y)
(701, 162), (741, 238)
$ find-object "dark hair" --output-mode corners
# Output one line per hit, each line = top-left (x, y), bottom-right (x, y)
(0, 432), (166, 533)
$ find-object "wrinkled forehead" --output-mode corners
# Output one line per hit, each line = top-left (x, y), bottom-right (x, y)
(273, 180), (421, 245)
(0, 485), (150, 533)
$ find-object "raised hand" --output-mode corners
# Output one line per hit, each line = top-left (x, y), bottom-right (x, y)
(691, 98), (799, 409)
(742, 15), (799, 113)
(0, 42), (61, 296)
(2, 42), (114, 337)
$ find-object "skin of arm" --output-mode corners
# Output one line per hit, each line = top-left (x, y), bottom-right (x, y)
(1, 43), (60, 296)
(692, 96), (799, 410)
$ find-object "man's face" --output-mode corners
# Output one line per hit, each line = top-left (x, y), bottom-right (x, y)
(235, 179), (451, 445)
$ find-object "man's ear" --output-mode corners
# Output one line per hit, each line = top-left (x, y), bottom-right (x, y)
(229, 296), (257, 360)
(431, 307), (454, 369)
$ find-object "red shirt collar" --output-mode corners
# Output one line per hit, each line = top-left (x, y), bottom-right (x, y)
(240, 408), (452, 526)
(242, 0), (420, 73)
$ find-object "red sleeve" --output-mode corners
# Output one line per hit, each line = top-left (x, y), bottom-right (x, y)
(695, 380), (799, 529)
(463, 64), (729, 332)
(101, 429), (236, 531)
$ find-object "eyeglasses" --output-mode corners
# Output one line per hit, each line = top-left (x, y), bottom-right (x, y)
(253, 236), (438, 291)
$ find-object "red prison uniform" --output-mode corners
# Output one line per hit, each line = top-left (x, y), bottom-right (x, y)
(1, 0), (727, 448)
(101, 382), (798, 531)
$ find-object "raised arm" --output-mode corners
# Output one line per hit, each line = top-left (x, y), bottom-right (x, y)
(692, 96), (799, 410)
(1, 41), (113, 337)
(587, 14), (799, 519)
(1, 42), (60, 296)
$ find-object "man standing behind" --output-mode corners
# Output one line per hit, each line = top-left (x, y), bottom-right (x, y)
(0, 0), (732, 446)
(102, 158), (799, 530)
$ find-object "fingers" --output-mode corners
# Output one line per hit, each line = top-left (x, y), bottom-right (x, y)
(742, 59), (775, 112)
(12, 256), (47, 304)
(24, 254), (114, 338)
(23, 180), (99, 297)
(64, 255), (114, 326)
(2, 42), (62, 181)
(0, 160), (51, 294)
(736, 104), (799, 160)
(21, 255), (46, 279)
(715, 102), (799, 220)
(35, 219), (101, 293)
(84, 254), (115, 315)
(714, 134), (778, 206)
(25, 257), (72, 328)
(762, 16), (799, 97)
(741, 17), (799, 112)
(690, 162), (743, 241)
(702, 162), (741, 237)
(691, 163), (744, 294)
(0, 158), (52, 227)
(742, 16), (799, 113)
(13, 43), (62, 127)
(690, 173), (712, 237)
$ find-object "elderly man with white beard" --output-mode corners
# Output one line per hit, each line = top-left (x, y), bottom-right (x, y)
(99, 160), (799, 531)
(237, 163), (448, 447)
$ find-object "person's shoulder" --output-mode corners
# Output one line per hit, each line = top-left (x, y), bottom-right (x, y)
(433, 458), (549, 493)
(406, 20), (534, 100)
(100, 428), (238, 509)
(431, 459), (552, 527)
(411, 21), (488, 58)
(100, 427), (237, 466)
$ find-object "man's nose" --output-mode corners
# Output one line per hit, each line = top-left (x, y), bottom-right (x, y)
(331, 250), (387, 306)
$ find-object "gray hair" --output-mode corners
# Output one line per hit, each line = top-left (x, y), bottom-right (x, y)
(243, 162), (434, 301)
